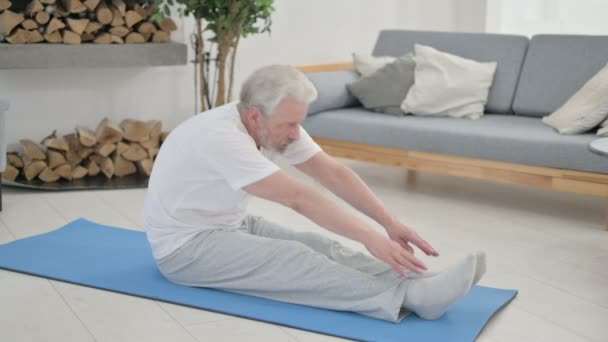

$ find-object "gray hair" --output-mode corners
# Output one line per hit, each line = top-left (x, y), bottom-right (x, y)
(238, 65), (317, 117)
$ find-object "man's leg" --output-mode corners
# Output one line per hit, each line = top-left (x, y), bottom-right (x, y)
(243, 216), (428, 279)
(156, 227), (410, 322)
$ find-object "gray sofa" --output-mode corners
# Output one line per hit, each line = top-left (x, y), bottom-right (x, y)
(299, 30), (608, 222)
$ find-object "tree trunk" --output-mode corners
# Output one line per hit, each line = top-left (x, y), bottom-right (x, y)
(196, 18), (206, 111)
(214, 35), (231, 107)
(227, 33), (240, 103)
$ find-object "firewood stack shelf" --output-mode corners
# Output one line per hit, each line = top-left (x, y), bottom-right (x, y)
(0, 0), (187, 68)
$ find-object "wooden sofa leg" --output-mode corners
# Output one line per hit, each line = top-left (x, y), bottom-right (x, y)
(406, 170), (418, 186)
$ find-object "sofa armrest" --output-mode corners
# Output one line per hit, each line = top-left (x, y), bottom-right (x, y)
(295, 62), (360, 115)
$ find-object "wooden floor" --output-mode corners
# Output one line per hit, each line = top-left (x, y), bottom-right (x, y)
(1, 159), (607, 342)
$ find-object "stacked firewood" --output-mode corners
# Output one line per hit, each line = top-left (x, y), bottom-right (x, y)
(0, 0), (176, 44)
(2, 118), (170, 183)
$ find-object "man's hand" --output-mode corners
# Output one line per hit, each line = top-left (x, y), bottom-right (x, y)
(364, 231), (428, 278)
(385, 221), (439, 257)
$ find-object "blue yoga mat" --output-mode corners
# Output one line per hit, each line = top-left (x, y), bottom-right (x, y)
(0, 218), (516, 342)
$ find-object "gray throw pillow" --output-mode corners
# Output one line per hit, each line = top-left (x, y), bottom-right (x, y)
(347, 55), (416, 115)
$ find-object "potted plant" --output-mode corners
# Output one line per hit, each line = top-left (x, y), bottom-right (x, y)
(152, 0), (275, 111)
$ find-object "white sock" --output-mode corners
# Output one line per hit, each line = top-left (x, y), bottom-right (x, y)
(402, 253), (476, 320)
(473, 251), (486, 285)
(413, 251), (485, 285)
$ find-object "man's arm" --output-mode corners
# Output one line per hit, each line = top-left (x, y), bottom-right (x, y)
(295, 152), (438, 256)
(243, 170), (427, 277)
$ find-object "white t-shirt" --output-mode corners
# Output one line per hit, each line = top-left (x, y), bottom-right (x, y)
(143, 102), (322, 260)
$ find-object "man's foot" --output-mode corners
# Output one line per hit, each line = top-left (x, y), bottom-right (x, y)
(402, 253), (476, 320)
(473, 251), (486, 285)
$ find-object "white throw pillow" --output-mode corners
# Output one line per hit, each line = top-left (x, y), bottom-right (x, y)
(598, 117), (608, 136)
(400, 44), (497, 119)
(352, 53), (396, 77)
(542, 62), (608, 135)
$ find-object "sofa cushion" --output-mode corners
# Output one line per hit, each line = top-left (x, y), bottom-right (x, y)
(401, 44), (497, 119)
(513, 34), (608, 118)
(347, 55), (415, 115)
(306, 70), (360, 115)
(302, 108), (608, 174)
(372, 30), (529, 114)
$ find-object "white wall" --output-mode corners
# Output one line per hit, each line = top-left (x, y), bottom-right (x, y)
(486, 0), (608, 36)
(0, 0), (485, 146)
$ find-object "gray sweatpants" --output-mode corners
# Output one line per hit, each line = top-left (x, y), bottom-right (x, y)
(156, 215), (412, 322)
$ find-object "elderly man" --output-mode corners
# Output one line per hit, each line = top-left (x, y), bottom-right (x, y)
(144, 65), (484, 322)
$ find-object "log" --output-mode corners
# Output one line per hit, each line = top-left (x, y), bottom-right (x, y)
(95, 1), (112, 25)
(152, 30), (169, 43)
(158, 17), (176, 32)
(7, 153), (24, 168)
(53, 4), (70, 17)
(46, 16), (65, 34)
(20, 139), (46, 160)
(46, 149), (67, 169)
(2, 164), (19, 182)
(25, 0), (44, 16)
(145, 4), (157, 17)
(125, 31), (144, 44)
(21, 19), (38, 30)
(6, 29), (30, 44)
(82, 0), (98, 11)
(132, 4), (146, 19)
(108, 25), (128, 37)
(110, 6), (124, 27)
(80, 31), (94, 42)
(85, 159), (100, 176)
(116, 141), (128, 155)
(28, 29), (44, 43)
(95, 143), (116, 157)
(38, 167), (60, 182)
(122, 143), (147, 161)
(137, 159), (153, 176)
(0, 0), (11, 11)
(136, 21), (155, 35)
(44, 29), (62, 43)
(54, 164), (72, 180)
(160, 131), (169, 143)
(0, 10), (25, 36)
(96, 118), (123, 144)
(111, 0), (125, 16)
(124, 10), (142, 28)
(62, 29), (81, 44)
(35, 11), (49, 24)
(84, 20), (101, 33)
(62, 0), (86, 13)
(120, 119), (148, 142)
(113, 155), (136, 177)
(93, 32), (111, 44)
(66, 17), (88, 35)
(145, 147), (158, 159)
(63, 133), (83, 166)
(41, 131), (69, 152)
(110, 34), (123, 44)
(71, 165), (88, 179)
(76, 127), (96, 146)
(24, 160), (46, 181)
(88, 154), (102, 164)
(147, 120), (162, 140)
(100, 157), (114, 178)
(78, 146), (94, 159)
(140, 138), (158, 150)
